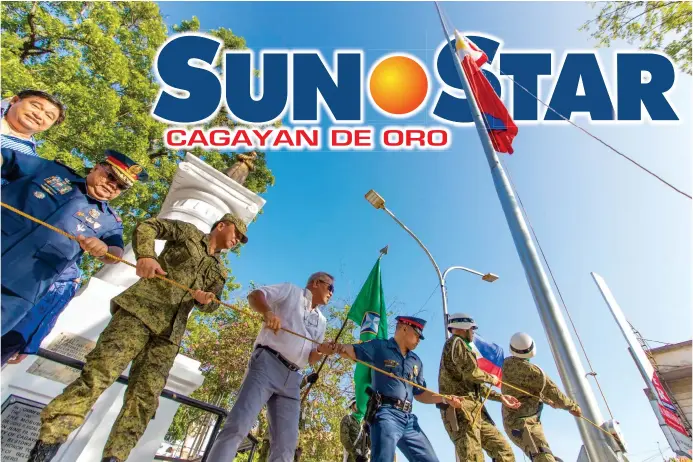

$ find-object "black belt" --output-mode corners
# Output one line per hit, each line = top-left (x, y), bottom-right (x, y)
(381, 395), (412, 413)
(256, 345), (300, 372)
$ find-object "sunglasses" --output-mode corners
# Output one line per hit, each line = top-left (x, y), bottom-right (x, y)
(318, 279), (335, 293)
(102, 165), (130, 190)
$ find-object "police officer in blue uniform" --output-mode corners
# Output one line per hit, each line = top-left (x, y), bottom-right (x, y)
(322, 316), (464, 462)
(1, 148), (148, 335)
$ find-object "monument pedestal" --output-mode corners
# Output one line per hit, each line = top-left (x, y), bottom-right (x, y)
(1, 153), (265, 461)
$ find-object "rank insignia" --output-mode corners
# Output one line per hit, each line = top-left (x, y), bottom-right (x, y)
(33, 191), (46, 199)
(76, 211), (85, 217)
(93, 222), (101, 229)
(413, 365), (419, 377)
(76, 224), (87, 233)
(384, 359), (398, 368)
(89, 209), (100, 219)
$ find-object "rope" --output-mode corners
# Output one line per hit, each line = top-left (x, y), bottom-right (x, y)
(1, 201), (620, 439)
(472, 385), (492, 426)
(435, 1), (691, 201)
(499, 160), (616, 420)
(0, 202), (450, 399)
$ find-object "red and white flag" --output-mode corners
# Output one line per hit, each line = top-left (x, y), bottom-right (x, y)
(454, 29), (488, 67)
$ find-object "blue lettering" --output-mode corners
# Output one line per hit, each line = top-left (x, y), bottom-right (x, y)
(546, 54), (614, 121)
(153, 35), (223, 124)
(617, 53), (678, 121)
(292, 52), (362, 123)
(225, 52), (289, 124)
(433, 36), (502, 124)
(500, 53), (552, 120)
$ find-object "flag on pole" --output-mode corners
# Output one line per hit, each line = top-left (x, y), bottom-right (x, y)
(454, 29), (518, 154)
(471, 333), (505, 379)
(454, 30), (488, 67)
(347, 257), (388, 421)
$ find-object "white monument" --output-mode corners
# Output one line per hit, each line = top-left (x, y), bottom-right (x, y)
(1, 153), (265, 462)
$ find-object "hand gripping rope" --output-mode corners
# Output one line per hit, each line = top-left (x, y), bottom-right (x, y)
(0, 201), (620, 439)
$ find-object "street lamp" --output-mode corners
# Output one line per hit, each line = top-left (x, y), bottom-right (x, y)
(365, 189), (498, 338)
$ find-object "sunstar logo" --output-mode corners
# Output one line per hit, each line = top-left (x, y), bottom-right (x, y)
(153, 32), (679, 151)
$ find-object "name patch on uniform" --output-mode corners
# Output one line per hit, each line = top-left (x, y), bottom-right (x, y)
(384, 359), (398, 368)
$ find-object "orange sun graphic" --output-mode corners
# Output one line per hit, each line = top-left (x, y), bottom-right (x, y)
(369, 55), (429, 116)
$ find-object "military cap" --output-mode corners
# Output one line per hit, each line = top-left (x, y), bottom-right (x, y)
(396, 316), (427, 340)
(104, 149), (148, 188)
(217, 213), (249, 244)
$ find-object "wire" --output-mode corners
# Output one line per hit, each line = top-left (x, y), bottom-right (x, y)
(497, 70), (691, 200)
(436, 1), (691, 201)
(499, 159), (616, 421)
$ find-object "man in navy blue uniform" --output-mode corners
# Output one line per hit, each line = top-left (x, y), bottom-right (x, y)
(0, 148), (148, 335)
(322, 316), (464, 462)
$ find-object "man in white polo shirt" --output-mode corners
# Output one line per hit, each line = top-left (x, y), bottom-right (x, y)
(206, 271), (335, 462)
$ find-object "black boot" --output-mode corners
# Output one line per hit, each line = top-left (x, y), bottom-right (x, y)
(28, 440), (61, 462)
(101, 458), (122, 462)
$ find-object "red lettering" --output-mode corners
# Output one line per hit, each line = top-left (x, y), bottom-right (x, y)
(166, 129), (186, 147)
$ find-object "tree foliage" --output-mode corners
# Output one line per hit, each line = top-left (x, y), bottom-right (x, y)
(1, 3), (275, 284)
(580, 1), (692, 74)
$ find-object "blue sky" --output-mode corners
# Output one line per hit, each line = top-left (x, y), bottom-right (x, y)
(157, 2), (692, 461)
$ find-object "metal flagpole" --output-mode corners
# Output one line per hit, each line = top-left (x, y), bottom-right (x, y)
(432, 3), (620, 461)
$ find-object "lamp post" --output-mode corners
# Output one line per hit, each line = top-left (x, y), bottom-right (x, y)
(365, 189), (498, 338)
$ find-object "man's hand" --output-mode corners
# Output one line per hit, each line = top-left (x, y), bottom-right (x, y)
(317, 342), (337, 355)
(263, 311), (281, 333)
(193, 290), (215, 305)
(77, 235), (108, 257)
(136, 257), (167, 278)
(501, 395), (521, 409)
(569, 406), (583, 418)
(444, 395), (464, 409)
(7, 353), (27, 364)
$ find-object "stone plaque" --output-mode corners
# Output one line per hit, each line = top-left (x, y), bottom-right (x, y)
(27, 332), (97, 385)
(1, 395), (43, 461)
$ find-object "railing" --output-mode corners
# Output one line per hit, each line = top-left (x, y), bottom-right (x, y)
(36, 348), (259, 462)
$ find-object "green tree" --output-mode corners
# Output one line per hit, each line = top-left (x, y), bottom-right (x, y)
(580, 1), (692, 74)
(1, 4), (275, 283)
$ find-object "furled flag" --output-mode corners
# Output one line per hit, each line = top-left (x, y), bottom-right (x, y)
(454, 29), (518, 154)
(346, 257), (388, 421)
(471, 333), (505, 379)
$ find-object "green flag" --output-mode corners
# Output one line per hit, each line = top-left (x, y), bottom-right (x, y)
(347, 257), (388, 421)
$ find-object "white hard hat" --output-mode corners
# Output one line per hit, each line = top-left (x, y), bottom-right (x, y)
(447, 313), (478, 331)
(510, 332), (536, 359)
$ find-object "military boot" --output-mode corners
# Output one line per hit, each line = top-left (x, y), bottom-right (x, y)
(28, 440), (61, 462)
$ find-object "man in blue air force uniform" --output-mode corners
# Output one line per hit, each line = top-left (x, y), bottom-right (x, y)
(1, 148), (147, 334)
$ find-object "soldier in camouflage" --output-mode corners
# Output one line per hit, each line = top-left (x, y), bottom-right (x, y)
(28, 213), (249, 462)
(438, 313), (520, 462)
(502, 332), (582, 462)
(341, 399), (370, 462)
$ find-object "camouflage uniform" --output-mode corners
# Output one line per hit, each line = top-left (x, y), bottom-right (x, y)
(340, 413), (370, 462)
(38, 218), (228, 461)
(501, 356), (579, 462)
(438, 335), (515, 462)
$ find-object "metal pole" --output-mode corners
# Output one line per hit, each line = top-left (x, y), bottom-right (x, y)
(381, 206), (448, 338)
(433, 4), (615, 460)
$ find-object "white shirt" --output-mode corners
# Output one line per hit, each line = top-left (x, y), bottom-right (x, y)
(254, 283), (327, 369)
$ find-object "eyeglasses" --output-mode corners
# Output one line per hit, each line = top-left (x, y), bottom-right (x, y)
(318, 279), (334, 293)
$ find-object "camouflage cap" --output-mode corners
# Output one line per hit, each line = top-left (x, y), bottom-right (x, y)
(218, 213), (248, 244)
